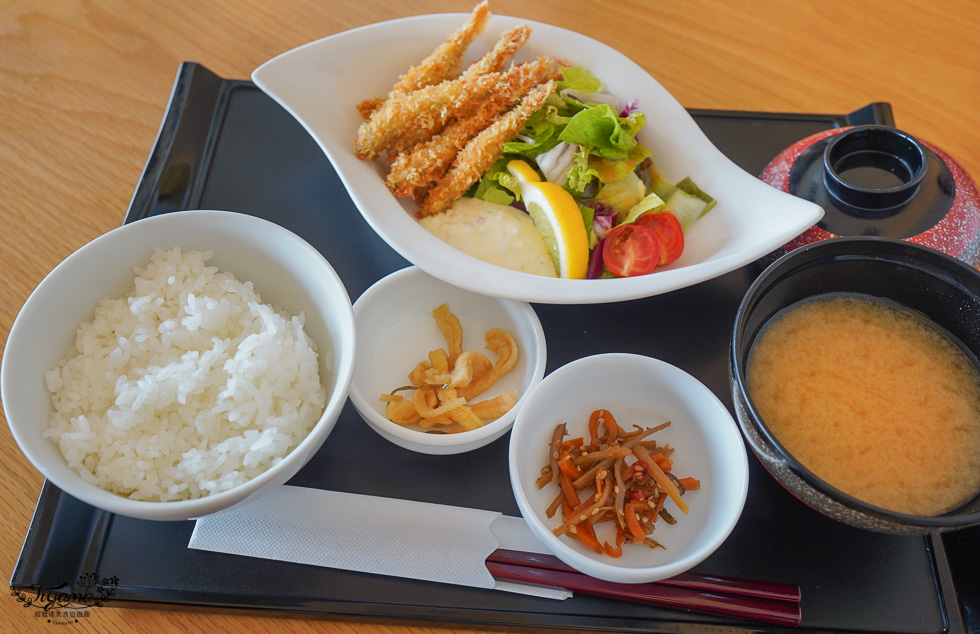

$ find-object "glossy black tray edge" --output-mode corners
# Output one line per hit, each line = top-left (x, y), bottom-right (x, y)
(9, 61), (970, 634)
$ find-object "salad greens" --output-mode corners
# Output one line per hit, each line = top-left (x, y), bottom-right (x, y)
(471, 67), (716, 268)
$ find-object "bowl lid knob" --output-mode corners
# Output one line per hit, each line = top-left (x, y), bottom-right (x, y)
(821, 125), (927, 211)
(759, 124), (980, 266)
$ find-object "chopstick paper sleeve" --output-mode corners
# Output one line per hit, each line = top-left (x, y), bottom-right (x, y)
(187, 485), (570, 599)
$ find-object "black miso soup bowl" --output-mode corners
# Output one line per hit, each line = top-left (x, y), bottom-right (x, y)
(730, 236), (980, 534)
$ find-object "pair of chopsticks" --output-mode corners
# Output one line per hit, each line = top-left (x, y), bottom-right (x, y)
(486, 549), (802, 627)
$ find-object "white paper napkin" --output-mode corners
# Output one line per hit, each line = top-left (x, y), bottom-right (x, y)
(188, 485), (570, 600)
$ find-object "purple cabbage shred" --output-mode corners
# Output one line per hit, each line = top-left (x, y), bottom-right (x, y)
(586, 239), (606, 279)
(619, 98), (640, 118)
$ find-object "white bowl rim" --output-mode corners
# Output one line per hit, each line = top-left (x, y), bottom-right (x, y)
(348, 265), (547, 453)
(509, 352), (749, 583)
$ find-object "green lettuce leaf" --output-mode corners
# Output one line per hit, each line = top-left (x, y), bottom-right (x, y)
(471, 159), (519, 204)
(589, 143), (652, 184)
(558, 104), (636, 160)
(578, 203), (596, 247)
(501, 102), (572, 159)
(476, 184), (516, 206)
(556, 67), (604, 93)
(594, 171), (647, 214)
(565, 146), (601, 197)
(620, 192), (666, 225)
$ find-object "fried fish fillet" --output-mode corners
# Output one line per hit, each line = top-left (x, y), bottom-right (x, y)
(355, 97), (385, 120)
(354, 71), (502, 160)
(385, 99), (509, 201)
(356, 56), (561, 161)
(460, 24), (531, 78)
(356, 1), (490, 118)
(385, 55), (562, 199)
(377, 40), (551, 159)
(416, 80), (556, 218)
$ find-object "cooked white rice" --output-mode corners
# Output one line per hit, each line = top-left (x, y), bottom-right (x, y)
(43, 246), (328, 502)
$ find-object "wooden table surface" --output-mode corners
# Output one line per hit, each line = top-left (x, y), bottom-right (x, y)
(1, 1), (977, 632)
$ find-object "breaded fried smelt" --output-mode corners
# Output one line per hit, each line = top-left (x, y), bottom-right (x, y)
(382, 56), (563, 156)
(393, 1), (490, 94)
(385, 54), (561, 199)
(356, 97), (384, 119)
(356, 56), (562, 161)
(355, 1), (490, 118)
(461, 25), (531, 78)
(354, 71), (502, 160)
(356, 22), (527, 122)
(416, 80), (556, 218)
(386, 101), (509, 201)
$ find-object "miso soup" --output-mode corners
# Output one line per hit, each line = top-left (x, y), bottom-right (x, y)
(747, 293), (980, 516)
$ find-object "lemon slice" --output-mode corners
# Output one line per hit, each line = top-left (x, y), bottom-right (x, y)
(506, 160), (589, 279)
(507, 159), (543, 185)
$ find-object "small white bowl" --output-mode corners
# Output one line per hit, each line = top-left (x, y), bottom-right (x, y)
(1, 210), (355, 521)
(349, 266), (546, 454)
(509, 353), (748, 584)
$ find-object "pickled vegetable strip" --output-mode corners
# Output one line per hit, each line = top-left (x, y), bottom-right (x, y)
(633, 444), (688, 515)
(549, 422), (566, 485)
(539, 408), (699, 556)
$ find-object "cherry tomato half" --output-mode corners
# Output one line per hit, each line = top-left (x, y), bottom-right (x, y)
(601, 223), (661, 277)
(635, 211), (684, 265)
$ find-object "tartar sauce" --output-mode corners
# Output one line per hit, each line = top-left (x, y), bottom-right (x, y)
(420, 197), (557, 277)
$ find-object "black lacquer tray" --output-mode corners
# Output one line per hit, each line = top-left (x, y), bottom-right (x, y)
(11, 62), (980, 633)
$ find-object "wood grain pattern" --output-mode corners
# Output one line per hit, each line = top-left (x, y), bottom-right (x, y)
(0, 1), (977, 631)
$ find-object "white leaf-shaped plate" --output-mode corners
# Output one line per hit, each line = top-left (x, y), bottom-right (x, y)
(253, 12), (823, 304)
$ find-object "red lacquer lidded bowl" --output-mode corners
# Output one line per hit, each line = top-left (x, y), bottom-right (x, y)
(760, 125), (980, 266)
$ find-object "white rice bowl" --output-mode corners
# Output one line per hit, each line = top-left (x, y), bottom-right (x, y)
(43, 247), (327, 502)
(2, 210), (356, 521)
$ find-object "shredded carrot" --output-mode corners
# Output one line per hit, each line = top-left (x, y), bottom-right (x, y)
(554, 487), (611, 536)
(559, 472), (579, 508)
(651, 491), (667, 517)
(678, 477), (701, 491)
(624, 501), (647, 543)
(562, 437), (584, 450)
(558, 456), (582, 479)
(575, 521), (604, 554)
(588, 409), (619, 444)
(603, 530), (625, 557)
(541, 409), (698, 557)
(588, 410), (602, 439)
